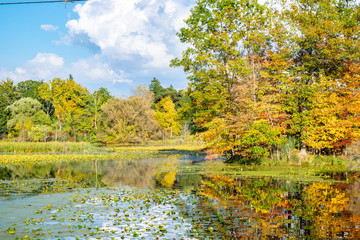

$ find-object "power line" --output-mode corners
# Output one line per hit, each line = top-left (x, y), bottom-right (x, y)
(0, 0), (87, 5)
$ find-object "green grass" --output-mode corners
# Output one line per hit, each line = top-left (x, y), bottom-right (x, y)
(0, 152), (163, 166)
(0, 142), (97, 153)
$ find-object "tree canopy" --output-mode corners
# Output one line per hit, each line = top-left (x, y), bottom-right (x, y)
(172, 0), (360, 161)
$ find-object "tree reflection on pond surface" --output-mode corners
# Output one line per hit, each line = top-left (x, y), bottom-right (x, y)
(0, 156), (359, 239)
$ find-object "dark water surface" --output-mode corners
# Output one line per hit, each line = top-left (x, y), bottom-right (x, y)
(0, 154), (359, 239)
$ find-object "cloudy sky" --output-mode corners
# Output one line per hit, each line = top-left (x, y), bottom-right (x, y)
(0, 0), (194, 97)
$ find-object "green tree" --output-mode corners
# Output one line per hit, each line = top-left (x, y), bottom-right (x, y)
(0, 78), (19, 137)
(171, 0), (279, 160)
(149, 77), (178, 105)
(16, 80), (54, 117)
(17, 80), (43, 100)
(7, 98), (47, 141)
(90, 87), (111, 132)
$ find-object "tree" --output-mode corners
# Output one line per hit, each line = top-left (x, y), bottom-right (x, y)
(0, 78), (19, 137)
(172, 0), (360, 160)
(171, 0), (280, 161)
(17, 80), (43, 100)
(100, 85), (160, 144)
(149, 77), (178, 105)
(149, 77), (163, 102)
(278, 0), (360, 153)
(90, 87), (111, 132)
(16, 80), (54, 117)
(7, 98), (47, 141)
(38, 78), (91, 141)
(155, 96), (181, 138)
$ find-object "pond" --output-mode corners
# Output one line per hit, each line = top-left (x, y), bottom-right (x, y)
(0, 152), (359, 239)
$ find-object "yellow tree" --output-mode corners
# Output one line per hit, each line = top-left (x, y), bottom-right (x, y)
(155, 96), (181, 137)
(38, 78), (91, 140)
(278, 0), (360, 153)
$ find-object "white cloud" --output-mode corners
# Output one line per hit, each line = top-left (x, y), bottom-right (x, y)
(30, 53), (64, 67)
(1, 0), (193, 96)
(40, 24), (59, 31)
(15, 67), (26, 74)
(66, 0), (193, 68)
(70, 55), (133, 84)
(0, 53), (65, 81)
(0, 53), (132, 90)
(113, 79), (132, 84)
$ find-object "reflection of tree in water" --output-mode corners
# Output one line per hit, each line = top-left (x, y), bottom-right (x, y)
(154, 160), (203, 191)
(300, 181), (360, 239)
(156, 171), (177, 188)
(0, 158), (189, 190)
(0, 159), (166, 195)
(51, 159), (162, 188)
(3, 164), (57, 179)
(194, 174), (360, 239)
(0, 166), (12, 180)
(99, 159), (160, 188)
(176, 172), (202, 192)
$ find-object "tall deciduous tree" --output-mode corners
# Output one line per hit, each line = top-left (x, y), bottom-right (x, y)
(16, 80), (54, 117)
(173, 0), (360, 160)
(17, 80), (43, 100)
(38, 78), (91, 140)
(171, 0), (281, 160)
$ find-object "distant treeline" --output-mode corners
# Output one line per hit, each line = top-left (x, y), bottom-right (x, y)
(0, 77), (189, 144)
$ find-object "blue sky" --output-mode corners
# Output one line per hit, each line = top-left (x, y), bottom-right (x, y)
(0, 0), (194, 97)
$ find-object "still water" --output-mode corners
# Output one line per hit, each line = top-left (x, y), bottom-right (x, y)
(0, 153), (359, 239)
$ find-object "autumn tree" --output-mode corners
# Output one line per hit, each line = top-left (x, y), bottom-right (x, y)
(155, 96), (181, 138)
(38, 78), (91, 141)
(171, 0), (283, 161)
(278, 0), (360, 154)
(172, 0), (360, 160)
(100, 85), (160, 144)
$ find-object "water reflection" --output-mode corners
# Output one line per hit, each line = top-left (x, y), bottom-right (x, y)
(0, 156), (359, 239)
(192, 174), (360, 239)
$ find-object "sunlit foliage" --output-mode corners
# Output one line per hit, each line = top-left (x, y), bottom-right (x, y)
(172, 0), (360, 161)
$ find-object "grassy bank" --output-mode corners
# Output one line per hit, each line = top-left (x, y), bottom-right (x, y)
(0, 140), (204, 153)
(0, 142), (96, 153)
(0, 152), (165, 166)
